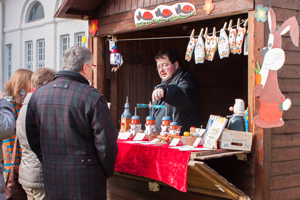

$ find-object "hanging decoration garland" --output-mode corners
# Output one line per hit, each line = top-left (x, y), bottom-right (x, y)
(134, 2), (196, 27)
(184, 18), (248, 63)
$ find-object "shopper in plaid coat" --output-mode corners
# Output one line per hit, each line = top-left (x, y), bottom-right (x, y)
(25, 46), (118, 200)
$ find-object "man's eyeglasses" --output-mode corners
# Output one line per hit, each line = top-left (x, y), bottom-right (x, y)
(156, 63), (171, 71)
(91, 64), (96, 71)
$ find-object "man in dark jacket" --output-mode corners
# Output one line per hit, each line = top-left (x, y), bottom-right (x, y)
(152, 49), (201, 135)
(25, 46), (118, 200)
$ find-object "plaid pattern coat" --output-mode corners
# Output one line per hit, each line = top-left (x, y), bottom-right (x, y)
(26, 70), (118, 200)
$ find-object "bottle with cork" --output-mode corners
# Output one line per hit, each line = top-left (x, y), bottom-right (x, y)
(169, 115), (181, 136)
(228, 99), (246, 131)
(120, 96), (132, 133)
(145, 102), (156, 134)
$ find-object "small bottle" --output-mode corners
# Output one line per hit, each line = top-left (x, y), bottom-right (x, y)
(162, 107), (171, 126)
(228, 99), (246, 131)
(120, 96), (132, 132)
(170, 114), (178, 130)
(131, 107), (141, 125)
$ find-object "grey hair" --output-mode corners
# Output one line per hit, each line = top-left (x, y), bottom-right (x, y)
(63, 46), (93, 72)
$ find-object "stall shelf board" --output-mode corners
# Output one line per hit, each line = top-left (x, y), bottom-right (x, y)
(190, 150), (251, 161)
(188, 161), (250, 200)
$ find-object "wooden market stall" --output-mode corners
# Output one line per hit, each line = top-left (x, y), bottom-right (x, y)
(55, 0), (300, 199)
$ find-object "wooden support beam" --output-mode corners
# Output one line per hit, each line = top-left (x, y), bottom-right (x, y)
(248, 1), (270, 198)
(110, 70), (118, 128)
(93, 37), (105, 94)
(188, 161), (250, 200)
(190, 149), (250, 161)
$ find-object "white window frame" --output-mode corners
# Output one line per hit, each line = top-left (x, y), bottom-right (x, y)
(27, 2), (44, 23)
(75, 32), (86, 47)
(6, 45), (12, 80)
(37, 39), (45, 68)
(61, 35), (70, 68)
(25, 41), (33, 70)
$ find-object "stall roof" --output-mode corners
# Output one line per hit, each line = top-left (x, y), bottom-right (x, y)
(54, 0), (102, 20)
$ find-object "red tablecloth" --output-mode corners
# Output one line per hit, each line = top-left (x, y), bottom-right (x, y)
(114, 139), (191, 192)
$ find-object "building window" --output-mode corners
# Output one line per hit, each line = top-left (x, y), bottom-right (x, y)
(28, 2), (44, 22)
(61, 35), (70, 68)
(75, 32), (86, 47)
(37, 40), (45, 68)
(26, 41), (33, 70)
(7, 45), (12, 79)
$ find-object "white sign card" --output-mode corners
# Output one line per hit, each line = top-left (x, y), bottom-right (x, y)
(193, 137), (202, 147)
(133, 133), (148, 141)
(169, 138), (183, 146)
(118, 132), (134, 140)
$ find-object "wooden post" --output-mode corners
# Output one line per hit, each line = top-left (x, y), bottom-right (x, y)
(249, 1), (271, 198)
(93, 37), (105, 95)
(110, 67), (118, 128)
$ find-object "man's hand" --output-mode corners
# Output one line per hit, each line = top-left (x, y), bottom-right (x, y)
(152, 88), (164, 102)
(0, 91), (3, 99)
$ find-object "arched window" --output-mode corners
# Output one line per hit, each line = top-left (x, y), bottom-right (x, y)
(27, 2), (44, 22)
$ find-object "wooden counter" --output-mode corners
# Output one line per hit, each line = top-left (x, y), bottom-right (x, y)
(108, 150), (251, 200)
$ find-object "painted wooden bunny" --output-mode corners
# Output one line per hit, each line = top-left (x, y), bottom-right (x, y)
(253, 8), (299, 128)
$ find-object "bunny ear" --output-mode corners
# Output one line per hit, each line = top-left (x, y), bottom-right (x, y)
(229, 20), (233, 29)
(199, 28), (204, 37)
(204, 27), (208, 37)
(268, 8), (277, 33)
(279, 16), (299, 47)
(223, 22), (227, 30)
(190, 29), (195, 39)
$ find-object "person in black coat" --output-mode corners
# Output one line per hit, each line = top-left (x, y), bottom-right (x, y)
(26, 46), (118, 200)
(152, 49), (201, 135)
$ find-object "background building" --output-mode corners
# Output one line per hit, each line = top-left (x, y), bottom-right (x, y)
(0, 0), (89, 89)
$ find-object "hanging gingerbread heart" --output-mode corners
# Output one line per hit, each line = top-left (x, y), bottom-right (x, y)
(218, 22), (230, 59)
(194, 28), (205, 64)
(235, 18), (247, 54)
(228, 19), (237, 54)
(204, 27), (218, 61)
(185, 29), (197, 61)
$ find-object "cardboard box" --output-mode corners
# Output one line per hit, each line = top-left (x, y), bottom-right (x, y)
(219, 129), (253, 151)
(181, 136), (197, 146)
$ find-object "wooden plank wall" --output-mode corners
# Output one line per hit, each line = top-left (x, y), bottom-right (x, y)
(267, 2), (300, 200)
(98, 0), (182, 18)
(94, 0), (254, 36)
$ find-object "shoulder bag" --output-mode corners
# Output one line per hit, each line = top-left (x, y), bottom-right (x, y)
(5, 136), (27, 200)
